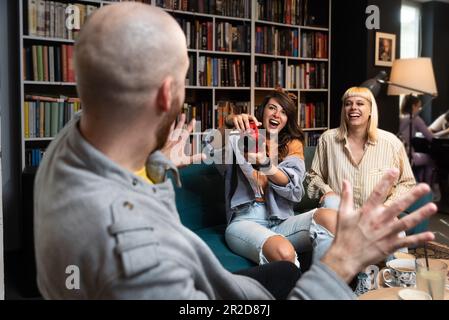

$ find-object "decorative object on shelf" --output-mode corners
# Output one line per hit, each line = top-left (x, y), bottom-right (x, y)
(374, 32), (396, 67)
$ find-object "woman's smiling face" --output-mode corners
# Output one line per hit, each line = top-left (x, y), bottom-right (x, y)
(263, 98), (288, 135)
(344, 96), (371, 130)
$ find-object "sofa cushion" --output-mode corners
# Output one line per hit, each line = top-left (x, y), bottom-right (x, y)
(195, 225), (255, 272)
(402, 192), (432, 235)
(175, 164), (227, 231)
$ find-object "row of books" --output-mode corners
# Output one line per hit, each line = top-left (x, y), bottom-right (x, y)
(255, 26), (299, 57)
(198, 56), (248, 87)
(186, 54), (195, 86)
(286, 62), (327, 89)
(26, 0), (97, 39)
(255, 61), (285, 88)
(303, 131), (322, 147)
(216, 22), (250, 53)
(180, 102), (213, 131)
(176, 18), (213, 50)
(156, 0), (251, 19)
(215, 100), (250, 128)
(23, 44), (75, 82)
(301, 32), (328, 59)
(25, 148), (46, 167)
(23, 95), (82, 138)
(256, 0), (314, 26)
(300, 102), (327, 128)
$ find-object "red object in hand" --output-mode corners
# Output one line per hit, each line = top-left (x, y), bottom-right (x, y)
(249, 121), (260, 153)
(237, 121), (264, 155)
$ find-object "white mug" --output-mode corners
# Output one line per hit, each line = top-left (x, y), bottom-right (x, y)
(382, 259), (416, 287)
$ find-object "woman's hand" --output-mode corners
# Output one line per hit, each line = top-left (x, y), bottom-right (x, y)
(244, 140), (269, 166)
(226, 113), (261, 132)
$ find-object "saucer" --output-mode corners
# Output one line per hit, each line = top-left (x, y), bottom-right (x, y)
(398, 289), (432, 300)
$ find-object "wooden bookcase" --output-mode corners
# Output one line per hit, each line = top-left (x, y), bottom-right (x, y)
(18, 0), (331, 169)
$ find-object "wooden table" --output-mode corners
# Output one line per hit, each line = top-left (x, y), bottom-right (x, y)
(359, 287), (449, 300)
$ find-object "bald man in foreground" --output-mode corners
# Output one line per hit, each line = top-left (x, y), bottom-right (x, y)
(34, 3), (437, 299)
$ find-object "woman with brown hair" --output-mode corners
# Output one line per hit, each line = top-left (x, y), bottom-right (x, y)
(220, 89), (337, 270)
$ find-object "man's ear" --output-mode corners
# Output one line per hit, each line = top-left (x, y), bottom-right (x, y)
(156, 77), (173, 113)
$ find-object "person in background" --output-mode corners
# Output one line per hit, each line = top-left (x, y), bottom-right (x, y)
(398, 94), (435, 185)
(34, 3), (436, 300)
(217, 89), (336, 271)
(307, 87), (416, 211)
(429, 110), (449, 138)
(429, 110), (449, 211)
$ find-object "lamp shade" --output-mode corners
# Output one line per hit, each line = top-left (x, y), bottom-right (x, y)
(387, 58), (438, 96)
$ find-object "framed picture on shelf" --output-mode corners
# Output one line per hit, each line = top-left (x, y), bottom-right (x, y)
(375, 32), (396, 67)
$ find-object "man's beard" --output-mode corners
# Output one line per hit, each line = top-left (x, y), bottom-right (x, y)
(155, 95), (182, 151)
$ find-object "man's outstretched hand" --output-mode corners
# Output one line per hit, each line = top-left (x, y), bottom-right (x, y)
(321, 168), (437, 283)
(161, 113), (206, 168)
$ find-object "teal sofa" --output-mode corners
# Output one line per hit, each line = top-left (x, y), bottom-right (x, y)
(173, 147), (431, 272)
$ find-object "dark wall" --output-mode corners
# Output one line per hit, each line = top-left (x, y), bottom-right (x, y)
(330, 0), (367, 128)
(331, 0), (402, 133)
(0, 0), (21, 251)
(422, 1), (449, 124)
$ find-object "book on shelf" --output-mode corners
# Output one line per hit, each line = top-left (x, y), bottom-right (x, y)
(256, 0), (314, 26)
(175, 18), (214, 50)
(255, 60), (285, 88)
(26, 0), (98, 40)
(303, 131), (322, 147)
(156, 0), (250, 19)
(286, 62), (327, 89)
(24, 95), (81, 139)
(255, 25), (299, 57)
(301, 31), (328, 58)
(198, 56), (247, 87)
(216, 21), (249, 53)
(215, 100), (249, 128)
(185, 54), (195, 86)
(178, 101), (212, 132)
(25, 148), (46, 167)
(299, 101), (326, 129)
(24, 44), (75, 82)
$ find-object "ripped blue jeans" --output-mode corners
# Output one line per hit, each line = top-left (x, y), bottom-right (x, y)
(225, 202), (334, 268)
(321, 194), (408, 256)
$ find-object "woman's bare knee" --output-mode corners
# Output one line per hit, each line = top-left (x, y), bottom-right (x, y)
(262, 235), (296, 263)
(314, 209), (337, 234)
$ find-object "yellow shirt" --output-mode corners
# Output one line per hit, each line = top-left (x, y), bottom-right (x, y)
(134, 167), (154, 185)
(306, 128), (416, 209)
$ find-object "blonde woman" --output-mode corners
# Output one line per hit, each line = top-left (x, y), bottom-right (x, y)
(306, 87), (416, 294)
(306, 86), (416, 210)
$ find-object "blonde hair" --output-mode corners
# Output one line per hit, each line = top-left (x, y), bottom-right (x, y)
(337, 87), (378, 142)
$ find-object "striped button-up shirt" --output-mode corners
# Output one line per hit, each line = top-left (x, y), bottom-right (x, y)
(306, 128), (416, 209)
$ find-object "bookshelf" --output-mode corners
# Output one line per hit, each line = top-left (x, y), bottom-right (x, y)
(19, 0), (114, 169)
(18, 0), (331, 169)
